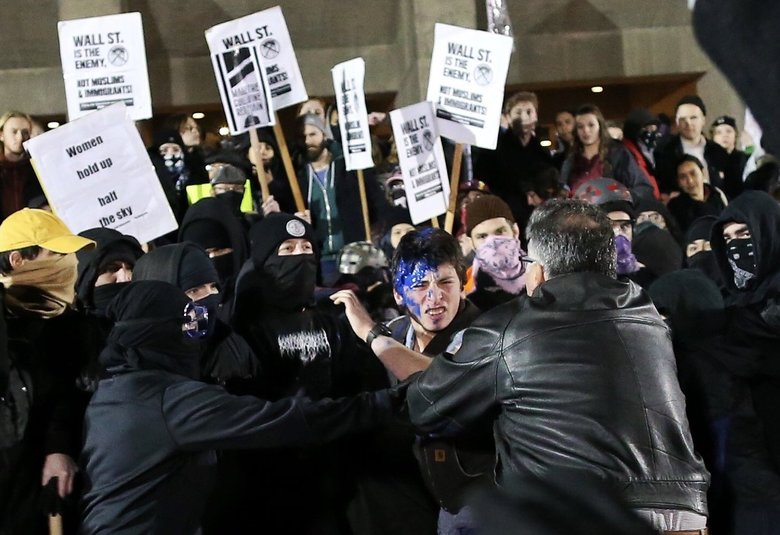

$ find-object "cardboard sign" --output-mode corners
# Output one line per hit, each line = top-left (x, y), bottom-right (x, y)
(426, 23), (513, 150)
(24, 103), (177, 243)
(206, 43), (274, 135)
(332, 58), (374, 171)
(206, 6), (307, 115)
(58, 12), (152, 121)
(390, 101), (450, 225)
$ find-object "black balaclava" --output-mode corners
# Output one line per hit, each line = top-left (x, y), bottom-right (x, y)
(101, 281), (200, 379)
(632, 225), (683, 278)
(648, 269), (726, 343)
(245, 213), (318, 312)
(75, 227), (144, 316)
(179, 198), (249, 284)
(684, 216), (723, 288)
(711, 191), (780, 306)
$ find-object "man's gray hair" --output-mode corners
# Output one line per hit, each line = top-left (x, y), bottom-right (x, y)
(526, 199), (616, 278)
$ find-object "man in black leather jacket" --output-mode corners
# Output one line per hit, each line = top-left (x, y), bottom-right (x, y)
(337, 199), (710, 533)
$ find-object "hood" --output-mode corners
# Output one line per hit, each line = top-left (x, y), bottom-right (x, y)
(711, 190), (780, 306)
(75, 227), (143, 310)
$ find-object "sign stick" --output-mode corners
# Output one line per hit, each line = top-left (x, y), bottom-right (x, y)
(430, 217), (440, 228)
(443, 143), (464, 234)
(356, 169), (371, 241)
(272, 112), (306, 212)
(248, 128), (270, 202)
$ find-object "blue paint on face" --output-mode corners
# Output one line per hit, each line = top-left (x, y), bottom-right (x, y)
(393, 257), (438, 317)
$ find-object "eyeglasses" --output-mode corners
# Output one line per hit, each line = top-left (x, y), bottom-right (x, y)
(520, 255), (538, 267)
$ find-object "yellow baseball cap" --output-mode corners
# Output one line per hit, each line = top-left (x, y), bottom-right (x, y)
(0, 208), (95, 253)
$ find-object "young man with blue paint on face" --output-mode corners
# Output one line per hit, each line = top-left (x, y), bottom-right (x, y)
(332, 227), (491, 535)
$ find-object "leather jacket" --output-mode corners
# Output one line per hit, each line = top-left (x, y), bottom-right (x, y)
(406, 272), (709, 515)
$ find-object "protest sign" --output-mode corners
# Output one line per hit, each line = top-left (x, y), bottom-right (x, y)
(332, 58), (373, 171)
(390, 102), (450, 225)
(24, 103), (177, 244)
(58, 12), (152, 121)
(426, 23), (513, 150)
(206, 6), (307, 114)
(206, 43), (274, 135)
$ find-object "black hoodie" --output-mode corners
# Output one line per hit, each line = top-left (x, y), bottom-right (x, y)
(81, 281), (395, 535)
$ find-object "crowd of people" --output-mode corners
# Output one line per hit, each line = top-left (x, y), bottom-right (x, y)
(0, 88), (779, 535)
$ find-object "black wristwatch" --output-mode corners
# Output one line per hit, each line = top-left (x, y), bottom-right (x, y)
(365, 323), (392, 349)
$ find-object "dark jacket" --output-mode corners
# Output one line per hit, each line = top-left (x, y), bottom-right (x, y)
(0, 157), (43, 222)
(667, 184), (727, 234)
(654, 135), (737, 197)
(560, 141), (655, 201)
(296, 157), (388, 248)
(475, 129), (553, 227)
(80, 281), (393, 534)
(406, 272), (710, 514)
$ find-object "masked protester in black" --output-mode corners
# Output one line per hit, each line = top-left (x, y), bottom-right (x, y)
(79, 280), (397, 535)
(683, 216), (726, 292)
(179, 197), (249, 293)
(74, 227), (144, 393)
(229, 213), (371, 535)
(707, 191), (780, 532)
(132, 242), (260, 390)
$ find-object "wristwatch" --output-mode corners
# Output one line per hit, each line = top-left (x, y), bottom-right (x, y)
(365, 322), (392, 349)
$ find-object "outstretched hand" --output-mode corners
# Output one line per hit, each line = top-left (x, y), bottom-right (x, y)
(330, 289), (374, 342)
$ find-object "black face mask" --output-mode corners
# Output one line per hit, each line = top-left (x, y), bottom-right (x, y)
(726, 237), (756, 289)
(215, 190), (244, 214)
(210, 254), (235, 285)
(687, 251), (723, 286)
(261, 254), (318, 312)
(193, 293), (221, 338)
(91, 282), (131, 316)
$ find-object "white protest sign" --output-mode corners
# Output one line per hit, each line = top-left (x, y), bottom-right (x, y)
(58, 12), (152, 121)
(390, 102), (450, 225)
(206, 6), (307, 115)
(205, 41), (274, 135)
(332, 58), (373, 171)
(24, 103), (177, 244)
(426, 23), (513, 150)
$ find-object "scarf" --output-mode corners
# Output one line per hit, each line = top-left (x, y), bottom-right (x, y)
(1, 254), (77, 318)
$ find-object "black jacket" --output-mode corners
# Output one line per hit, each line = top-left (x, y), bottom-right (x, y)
(406, 272), (710, 514)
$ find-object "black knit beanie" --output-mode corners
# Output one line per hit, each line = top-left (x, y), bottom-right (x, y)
(249, 213), (317, 267)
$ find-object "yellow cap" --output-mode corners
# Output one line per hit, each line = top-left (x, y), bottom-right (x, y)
(0, 208), (95, 253)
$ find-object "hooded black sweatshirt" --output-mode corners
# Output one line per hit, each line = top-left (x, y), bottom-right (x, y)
(80, 281), (394, 535)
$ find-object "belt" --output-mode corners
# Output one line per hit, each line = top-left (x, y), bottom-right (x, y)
(663, 529), (708, 535)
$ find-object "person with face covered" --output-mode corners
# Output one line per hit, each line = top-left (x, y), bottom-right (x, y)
(0, 209), (95, 533)
(463, 195), (528, 311)
(74, 227), (144, 392)
(132, 242), (259, 389)
(149, 128), (208, 224)
(178, 196), (249, 290)
(79, 280), (398, 535)
(295, 113), (388, 285)
(622, 108), (663, 199)
(683, 215), (725, 291)
(229, 213), (373, 533)
(704, 191), (780, 532)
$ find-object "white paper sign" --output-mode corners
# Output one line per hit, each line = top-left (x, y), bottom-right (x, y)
(57, 12), (152, 121)
(390, 102), (450, 225)
(426, 23), (513, 150)
(332, 58), (373, 171)
(205, 6), (307, 114)
(24, 103), (177, 243)
(206, 42), (274, 135)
